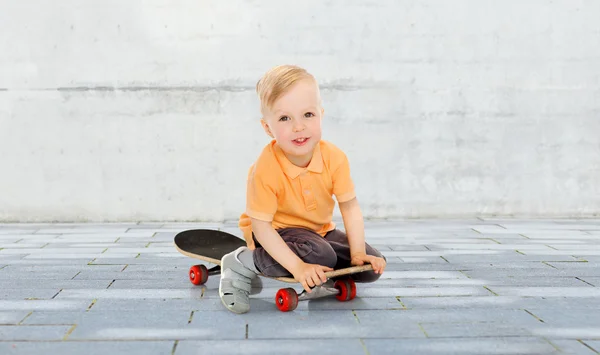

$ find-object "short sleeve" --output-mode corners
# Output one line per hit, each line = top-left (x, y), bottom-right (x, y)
(332, 152), (356, 203)
(246, 165), (278, 222)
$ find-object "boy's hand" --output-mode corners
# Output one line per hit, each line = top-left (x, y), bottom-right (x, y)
(291, 262), (334, 293)
(351, 253), (386, 274)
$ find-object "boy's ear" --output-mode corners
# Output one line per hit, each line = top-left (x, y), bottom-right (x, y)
(260, 118), (274, 138)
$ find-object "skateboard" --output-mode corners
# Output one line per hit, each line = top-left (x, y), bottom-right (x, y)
(174, 229), (373, 312)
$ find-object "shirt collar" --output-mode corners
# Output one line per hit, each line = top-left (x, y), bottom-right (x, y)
(272, 140), (323, 179)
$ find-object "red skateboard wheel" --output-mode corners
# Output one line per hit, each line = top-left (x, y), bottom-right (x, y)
(334, 279), (356, 301)
(189, 264), (208, 285)
(275, 288), (298, 312)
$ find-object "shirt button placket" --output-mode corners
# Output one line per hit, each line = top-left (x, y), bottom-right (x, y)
(300, 173), (317, 210)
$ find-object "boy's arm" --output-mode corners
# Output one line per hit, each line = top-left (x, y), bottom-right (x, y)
(338, 197), (367, 256)
(251, 218), (332, 292)
(339, 197), (386, 274)
(250, 219), (305, 274)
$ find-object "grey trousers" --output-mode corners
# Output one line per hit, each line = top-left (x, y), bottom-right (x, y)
(252, 227), (385, 283)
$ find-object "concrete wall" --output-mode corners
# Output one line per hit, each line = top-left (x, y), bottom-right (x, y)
(1, 0), (599, 222)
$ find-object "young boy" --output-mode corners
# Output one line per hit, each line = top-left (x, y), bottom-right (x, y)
(219, 65), (386, 314)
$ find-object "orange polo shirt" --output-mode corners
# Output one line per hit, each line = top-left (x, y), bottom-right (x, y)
(238, 139), (356, 249)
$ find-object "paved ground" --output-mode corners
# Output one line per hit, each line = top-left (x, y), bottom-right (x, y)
(0, 219), (599, 354)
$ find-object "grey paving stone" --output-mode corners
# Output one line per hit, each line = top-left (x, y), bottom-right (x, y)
(362, 337), (557, 355)
(380, 270), (468, 279)
(1, 234), (59, 241)
(21, 311), (87, 325)
(496, 239), (593, 244)
(457, 262), (567, 270)
(0, 341), (174, 355)
(420, 322), (535, 337)
(354, 309), (540, 326)
(0, 289), (62, 300)
(121, 264), (191, 272)
(70, 321), (244, 341)
(521, 232), (599, 239)
(146, 241), (175, 248)
(48, 242), (151, 249)
(2, 265), (125, 272)
(0, 238), (21, 243)
(0, 242), (49, 248)
(104, 247), (175, 254)
(530, 327), (600, 339)
(549, 340), (599, 355)
(442, 254), (580, 263)
(0, 280), (112, 290)
(161, 223), (223, 229)
(383, 262), (465, 271)
(389, 245), (431, 251)
(488, 287), (600, 297)
(73, 270), (184, 280)
(56, 288), (205, 299)
(0, 300), (93, 311)
(1, 247), (106, 255)
(579, 277), (600, 286)
(549, 244), (600, 250)
(398, 256), (451, 264)
(544, 261), (600, 270)
(109, 279), (198, 289)
(88, 257), (192, 265)
(36, 228), (129, 234)
(373, 279), (486, 287)
(526, 250), (600, 256)
(399, 296), (534, 309)
(461, 267), (600, 278)
(361, 286), (491, 297)
(390, 237), (505, 244)
(0, 271), (79, 280)
(0, 220), (597, 353)
(175, 339), (365, 355)
(49, 237), (121, 243)
(116, 237), (162, 243)
(382, 250), (502, 257)
(22, 254), (121, 260)
(0, 230), (40, 235)
(523, 308), (600, 327)
(0, 325), (71, 340)
(204, 310), (425, 339)
(512, 297), (600, 311)
(0, 312), (30, 325)
(471, 225), (514, 233)
(0, 254), (28, 261)
(475, 277), (592, 287)
(427, 243), (555, 250)
(128, 224), (165, 229)
(89, 299), (225, 312)
(584, 341), (600, 352)
(0, 259), (93, 265)
(29, 310), (191, 328)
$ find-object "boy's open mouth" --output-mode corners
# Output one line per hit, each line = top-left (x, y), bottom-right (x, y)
(292, 137), (309, 146)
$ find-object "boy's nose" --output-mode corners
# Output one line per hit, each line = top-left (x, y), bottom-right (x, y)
(293, 122), (305, 132)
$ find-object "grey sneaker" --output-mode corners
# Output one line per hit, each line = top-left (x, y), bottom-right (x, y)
(219, 247), (258, 314)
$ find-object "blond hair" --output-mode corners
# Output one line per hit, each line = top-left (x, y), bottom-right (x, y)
(256, 65), (318, 113)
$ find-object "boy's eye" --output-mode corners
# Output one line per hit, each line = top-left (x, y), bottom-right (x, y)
(279, 116), (290, 122)
(304, 112), (314, 118)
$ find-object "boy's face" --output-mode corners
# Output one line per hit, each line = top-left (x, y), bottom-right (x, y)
(261, 79), (323, 167)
